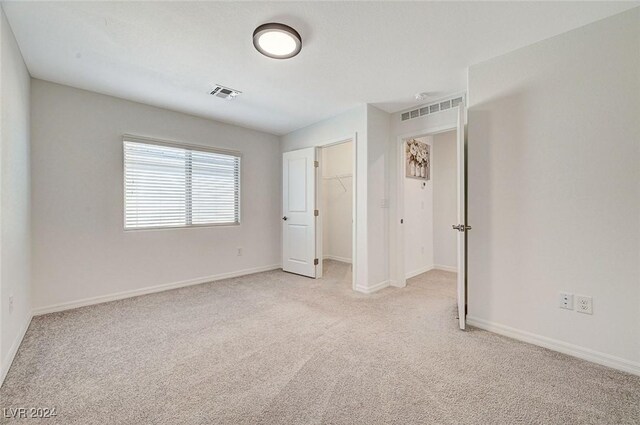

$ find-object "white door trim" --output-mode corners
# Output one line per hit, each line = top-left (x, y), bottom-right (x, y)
(392, 107), (468, 330)
(283, 133), (360, 291)
(314, 134), (358, 291)
(393, 124), (457, 289)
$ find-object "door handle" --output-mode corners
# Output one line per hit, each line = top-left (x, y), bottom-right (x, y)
(282, 216), (288, 221)
(452, 224), (472, 232)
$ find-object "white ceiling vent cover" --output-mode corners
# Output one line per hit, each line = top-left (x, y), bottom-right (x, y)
(210, 85), (242, 100)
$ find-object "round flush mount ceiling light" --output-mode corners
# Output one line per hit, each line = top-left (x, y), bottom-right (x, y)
(253, 23), (302, 59)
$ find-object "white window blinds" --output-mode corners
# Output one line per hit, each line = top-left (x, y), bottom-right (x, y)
(124, 137), (240, 229)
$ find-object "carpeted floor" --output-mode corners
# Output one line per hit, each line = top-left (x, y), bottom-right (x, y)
(1, 260), (639, 424)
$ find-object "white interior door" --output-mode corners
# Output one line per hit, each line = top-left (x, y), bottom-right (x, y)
(282, 147), (317, 278)
(454, 104), (468, 330)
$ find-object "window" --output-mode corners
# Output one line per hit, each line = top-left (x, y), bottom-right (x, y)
(124, 137), (240, 229)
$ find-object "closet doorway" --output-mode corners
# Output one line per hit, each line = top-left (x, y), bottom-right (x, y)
(317, 140), (354, 287)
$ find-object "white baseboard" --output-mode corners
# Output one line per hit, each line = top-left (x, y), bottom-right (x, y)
(323, 255), (352, 264)
(355, 280), (390, 294)
(33, 264), (281, 316)
(467, 316), (640, 377)
(433, 264), (457, 273)
(405, 265), (434, 279)
(406, 264), (457, 279)
(0, 312), (33, 387)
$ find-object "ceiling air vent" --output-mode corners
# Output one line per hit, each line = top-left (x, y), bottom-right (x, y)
(399, 93), (465, 123)
(210, 85), (241, 100)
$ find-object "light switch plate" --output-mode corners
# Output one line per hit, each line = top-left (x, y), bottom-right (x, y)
(559, 292), (574, 310)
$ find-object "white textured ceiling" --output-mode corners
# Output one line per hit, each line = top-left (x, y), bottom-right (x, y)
(3, 1), (637, 135)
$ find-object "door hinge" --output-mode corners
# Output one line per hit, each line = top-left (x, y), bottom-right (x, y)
(314, 209), (319, 216)
(314, 160), (319, 168)
(452, 224), (472, 232)
(314, 258), (319, 265)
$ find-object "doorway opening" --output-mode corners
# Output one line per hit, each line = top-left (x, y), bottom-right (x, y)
(281, 135), (357, 291)
(394, 104), (467, 329)
(317, 140), (354, 288)
(403, 131), (457, 279)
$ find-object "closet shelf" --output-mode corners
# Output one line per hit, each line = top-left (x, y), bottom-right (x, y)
(322, 173), (352, 179)
(323, 174), (352, 192)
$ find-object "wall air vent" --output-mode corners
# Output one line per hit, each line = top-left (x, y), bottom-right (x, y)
(210, 85), (242, 100)
(399, 94), (465, 122)
(451, 97), (463, 108)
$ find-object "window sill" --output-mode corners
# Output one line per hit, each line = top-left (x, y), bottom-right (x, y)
(124, 222), (241, 232)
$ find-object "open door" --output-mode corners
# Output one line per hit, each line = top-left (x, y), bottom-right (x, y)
(282, 147), (317, 278)
(453, 103), (469, 330)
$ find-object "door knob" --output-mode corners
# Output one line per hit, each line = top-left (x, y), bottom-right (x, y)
(282, 216), (288, 221)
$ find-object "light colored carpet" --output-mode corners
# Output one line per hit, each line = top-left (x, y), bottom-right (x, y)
(1, 260), (639, 424)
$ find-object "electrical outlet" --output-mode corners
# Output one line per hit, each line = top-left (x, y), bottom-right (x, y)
(237, 247), (243, 256)
(576, 295), (593, 314)
(8, 295), (14, 314)
(559, 292), (573, 310)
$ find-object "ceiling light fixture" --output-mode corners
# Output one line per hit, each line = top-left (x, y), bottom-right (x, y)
(253, 23), (302, 59)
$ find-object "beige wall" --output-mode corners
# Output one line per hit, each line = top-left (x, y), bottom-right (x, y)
(366, 105), (391, 288)
(30, 80), (282, 312)
(321, 142), (353, 262)
(467, 8), (640, 370)
(0, 8), (32, 383)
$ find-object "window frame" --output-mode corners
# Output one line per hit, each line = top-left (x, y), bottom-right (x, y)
(122, 134), (242, 231)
